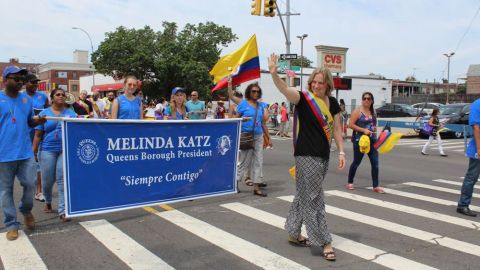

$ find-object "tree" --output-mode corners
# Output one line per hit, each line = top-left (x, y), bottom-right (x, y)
(92, 22), (237, 100)
(290, 56), (313, 68)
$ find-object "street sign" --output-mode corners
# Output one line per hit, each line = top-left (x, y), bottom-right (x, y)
(290, 66), (301, 71)
(279, 54), (298, 60)
(278, 60), (287, 72)
(286, 70), (296, 77)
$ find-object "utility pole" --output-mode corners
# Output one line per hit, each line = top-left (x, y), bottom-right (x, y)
(296, 34), (308, 91)
(276, 0), (300, 88)
(443, 52), (454, 104)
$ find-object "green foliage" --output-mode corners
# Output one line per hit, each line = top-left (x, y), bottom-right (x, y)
(290, 56), (312, 68)
(92, 22), (237, 100)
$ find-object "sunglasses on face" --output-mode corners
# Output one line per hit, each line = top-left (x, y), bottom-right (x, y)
(362, 97), (372, 101)
(7, 76), (24, 82)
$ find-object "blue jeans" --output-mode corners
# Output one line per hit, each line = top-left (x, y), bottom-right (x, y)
(348, 140), (379, 187)
(39, 151), (65, 215)
(458, 158), (480, 208)
(0, 158), (36, 230)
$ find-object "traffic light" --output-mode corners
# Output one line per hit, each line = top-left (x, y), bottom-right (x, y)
(251, 0), (261, 16)
(264, 0), (277, 17)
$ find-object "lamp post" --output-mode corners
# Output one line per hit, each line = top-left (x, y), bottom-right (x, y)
(296, 34), (308, 91)
(72, 27), (95, 90)
(443, 52), (454, 104)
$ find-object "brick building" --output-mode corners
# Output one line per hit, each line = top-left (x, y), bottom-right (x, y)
(467, 64), (480, 94)
(0, 58), (41, 89)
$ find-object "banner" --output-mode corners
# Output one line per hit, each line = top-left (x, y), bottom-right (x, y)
(62, 119), (241, 217)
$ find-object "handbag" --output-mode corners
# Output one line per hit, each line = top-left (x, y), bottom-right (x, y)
(421, 122), (433, 136)
(239, 103), (260, 150)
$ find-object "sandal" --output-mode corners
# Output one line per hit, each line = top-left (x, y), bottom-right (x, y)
(288, 235), (312, 247)
(323, 245), (336, 261)
(253, 189), (267, 197)
(43, 203), (54, 213)
(245, 178), (254, 186)
(258, 182), (268, 188)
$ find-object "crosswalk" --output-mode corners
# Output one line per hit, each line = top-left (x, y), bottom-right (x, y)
(395, 139), (467, 153)
(1, 177), (480, 269)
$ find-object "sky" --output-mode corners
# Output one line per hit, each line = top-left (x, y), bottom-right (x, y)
(2, 0), (479, 83)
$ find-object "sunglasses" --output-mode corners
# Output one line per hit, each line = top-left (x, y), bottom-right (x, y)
(6, 76), (24, 82)
(362, 97), (372, 101)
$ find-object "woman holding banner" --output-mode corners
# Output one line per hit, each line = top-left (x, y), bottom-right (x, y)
(347, 92), (384, 193)
(164, 87), (189, 120)
(268, 53), (345, 261)
(111, 75), (143, 119)
(234, 82), (269, 197)
(32, 88), (77, 222)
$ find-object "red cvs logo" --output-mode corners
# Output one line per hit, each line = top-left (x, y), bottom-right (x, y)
(324, 54), (342, 64)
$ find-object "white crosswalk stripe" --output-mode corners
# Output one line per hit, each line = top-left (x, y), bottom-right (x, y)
(403, 182), (480, 198)
(221, 202), (438, 270)
(433, 179), (480, 189)
(0, 230), (47, 270)
(81, 219), (175, 270)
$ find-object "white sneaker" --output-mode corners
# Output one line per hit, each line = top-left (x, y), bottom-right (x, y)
(35, 193), (45, 202)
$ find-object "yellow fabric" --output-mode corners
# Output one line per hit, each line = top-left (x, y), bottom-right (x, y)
(359, 135), (370, 154)
(377, 133), (402, 154)
(209, 34), (259, 83)
(289, 166), (296, 180)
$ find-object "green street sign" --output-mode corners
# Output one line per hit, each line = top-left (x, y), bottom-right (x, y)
(278, 60), (287, 71)
(291, 66), (301, 71)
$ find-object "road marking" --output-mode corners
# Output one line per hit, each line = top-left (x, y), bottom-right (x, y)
(326, 190), (480, 229)
(80, 219), (175, 270)
(407, 142), (465, 148)
(372, 187), (480, 212)
(0, 230), (47, 270)
(403, 182), (479, 198)
(433, 179), (480, 189)
(151, 208), (309, 270)
(279, 196), (480, 258)
(222, 201), (437, 270)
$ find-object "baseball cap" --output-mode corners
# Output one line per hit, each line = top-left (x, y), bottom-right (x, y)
(24, 73), (40, 82)
(172, 87), (185, 95)
(2, 65), (27, 80)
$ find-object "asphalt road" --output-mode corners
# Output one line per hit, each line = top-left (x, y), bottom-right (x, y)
(1, 136), (479, 270)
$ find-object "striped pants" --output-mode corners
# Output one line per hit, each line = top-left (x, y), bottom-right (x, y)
(285, 156), (332, 246)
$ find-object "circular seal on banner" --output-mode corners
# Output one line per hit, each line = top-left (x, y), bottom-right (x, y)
(76, 139), (100, 164)
(217, 135), (231, 155)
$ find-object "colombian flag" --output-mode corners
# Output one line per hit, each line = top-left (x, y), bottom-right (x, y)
(210, 34), (260, 92)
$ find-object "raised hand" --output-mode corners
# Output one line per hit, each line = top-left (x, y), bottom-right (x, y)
(268, 53), (279, 74)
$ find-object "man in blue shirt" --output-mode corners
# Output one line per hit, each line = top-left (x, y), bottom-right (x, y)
(24, 73), (49, 203)
(457, 98), (480, 217)
(0, 66), (46, 241)
(186, 91), (205, 120)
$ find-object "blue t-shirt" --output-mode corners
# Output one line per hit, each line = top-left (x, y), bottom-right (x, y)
(186, 100), (205, 120)
(236, 99), (266, 135)
(118, 95), (142, 119)
(0, 91), (34, 162)
(27, 91), (49, 110)
(466, 99), (480, 159)
(164, 106), (189, 120)
(35, 108), (77, 152)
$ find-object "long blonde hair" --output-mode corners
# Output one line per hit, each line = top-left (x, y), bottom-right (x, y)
(169, 92), (187, 119)
(307, 67), (334, 96)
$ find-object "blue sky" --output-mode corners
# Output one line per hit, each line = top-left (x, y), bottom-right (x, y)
(2, 0), (479, 82)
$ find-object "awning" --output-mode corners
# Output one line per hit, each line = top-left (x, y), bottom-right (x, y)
(91, 81), (142, 92)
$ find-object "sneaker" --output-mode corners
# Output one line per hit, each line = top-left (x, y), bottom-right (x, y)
(441, 154), (448, 157)
(6, 229), (18, 241)
(23, 213), (35, 230)
(345, 183), (354, 190)
(35, 193), (45, 202)
(421, 151), (428, 156)
(373, 187), (385, 194)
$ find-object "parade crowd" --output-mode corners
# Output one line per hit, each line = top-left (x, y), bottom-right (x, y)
(1, 58), (479, 262)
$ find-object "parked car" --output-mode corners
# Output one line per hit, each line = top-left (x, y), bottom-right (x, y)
(412, 102), (444, 115)
(376, 103), (427, 118)
(419, 103), (471, 138)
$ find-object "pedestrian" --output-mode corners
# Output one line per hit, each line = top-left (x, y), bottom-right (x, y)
(215, 101), (226, 119)
(186, 91), (205, 120)
(164, 87), (189, 120)
(111, 75), (143, 119)
(421, 108), (447, 156)
(32, 88), (76, 222)
(457, 98), (480, 217)
(24, 73), (49, 203)
(73, 90), (93, 117)
(154, 97), (166, 120)
(103, 91), (116, 119)
(234, 82), (269, 197)
(339, 99), (348, 140)
(91, 91), (107, 119)
(268, 54), (346, 261)
(346, 92), (384, 193)
(0, 66), (46, 241)
(269, 102), (279, 128)
(276, 102), (290, 137)
(227, 91), (243, 118)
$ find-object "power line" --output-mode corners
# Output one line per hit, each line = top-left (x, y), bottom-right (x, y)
(454, 3), (480, 52)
